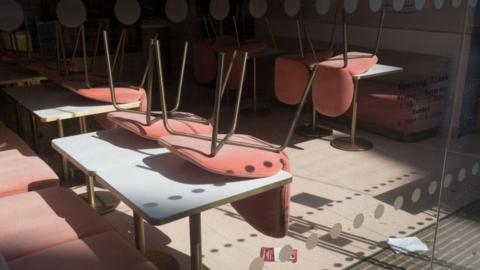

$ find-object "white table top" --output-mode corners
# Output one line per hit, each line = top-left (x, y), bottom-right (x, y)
(2, 83), (140, 122)
(353, 64), (403, 80)
(95, 152), (292, 225)
(52, 128), (168, 175)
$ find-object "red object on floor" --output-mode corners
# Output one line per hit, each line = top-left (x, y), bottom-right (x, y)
(356, 81), (444, 136)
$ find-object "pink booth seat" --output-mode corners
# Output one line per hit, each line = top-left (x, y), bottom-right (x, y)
(219, 39), (269, 90)
(275, 50), (334, 105)
(0, 187), (157, 270)
(158, 134), (291, 237)
(0, 124), (59, 198)
(313, 52), (378, 117)
(193, 37), (235, 84)
(355, 81), (444, 135)
(106, 111), (213, 140)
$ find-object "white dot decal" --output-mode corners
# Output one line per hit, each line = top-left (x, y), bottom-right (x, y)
(344, 0), (358, 14)
(434, 0), (445, 8)
(315, 0), (330, 15)
(394, 196), (404, 210)
(279, 245), (293, 262)
(56, 0), (86, 28)
(369, 0), (383, 12)
(165, 0), (188, 23)
(306, 233), (319, 250)
(469, 0), (478, 7)
(452, 0), (462, 8)
(249, 0), (268, 19)
(374, 204), (385, 219)
(210, 0), (230, 20)
(249, 257), (264, 270)
(472, 162), (479, 175)
(411, 188), (421, 202)
(0, 0), (24, 32)
(393, 0), (405, 11)
(414, 0), (426, 10)
(444, 174), (452, 188)
(458, 168), (466, 182)
(284, 0), (300, 17)
(429, 181), (438, 195)
(330, 223), (342, 239)
(353, 214), (364, 228)
(115, 0), (141, 25)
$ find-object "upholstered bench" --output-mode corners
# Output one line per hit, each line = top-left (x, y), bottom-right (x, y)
(0, 187), (157, 270)
(0, 122), (59, 197)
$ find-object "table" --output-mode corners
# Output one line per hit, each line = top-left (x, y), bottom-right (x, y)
(52, 128), (292, 270)
(3, 83), (140, 211)
(0, 62), (47, 87)
(330, 64), (403, 151)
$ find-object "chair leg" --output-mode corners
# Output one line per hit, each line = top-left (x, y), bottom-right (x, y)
(295, 105), (332, 138)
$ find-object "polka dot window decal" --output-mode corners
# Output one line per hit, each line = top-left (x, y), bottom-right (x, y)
(452, 0), (462, 8)
(458, 168), (466, 182)
(284, 0), (301, 17)
(210, 0), (230, 20)
(434, 0), (445, 8)
(415, 0), (426, 10)
(353, 214), (364, 228)
(469, 0), (478, 7)
(331, 223), (342, 239)
(411, 188), (421, 203)
(444, 174), (452, 188)
(370, 0), (383, 12)
(394, 196), (404, 210)
(315, 0), (330, 15)
(249, 257), (264, 270)
(429, 181), (438, 195)
(344, 0), (358, 14)
(249, 0), (268, 19)
(279, 245), (293, 262)
(374, 204), (385, 219)
(0, 0), (24, 32)
(393, 0), (405, 11)
(306, 233), (319, 250)
(473, 162), (479, 175)
(165, 0), (188, 23)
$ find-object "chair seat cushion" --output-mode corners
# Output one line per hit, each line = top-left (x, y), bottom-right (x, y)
(158, 134), (289, 178)
(313, 52), (378, 117)
(158, 134), (291, 237)
(275, 50), (333, 105)
(7, 231), (157, 270)
(0, 187), (112, 261)
(61, 81), (147, 111)
(107, 111), (213, 140)
(0, 125), (35, 156)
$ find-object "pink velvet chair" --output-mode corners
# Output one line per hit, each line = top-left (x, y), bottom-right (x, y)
(150, 39), (321, 237)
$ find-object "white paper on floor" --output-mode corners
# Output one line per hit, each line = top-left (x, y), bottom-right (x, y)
(387, 237), (429, 254)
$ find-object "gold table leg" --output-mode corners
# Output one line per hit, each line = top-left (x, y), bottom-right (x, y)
(78, 116), (117, 214)
(241, 56), (271, 117)
(133, 213), (179, 269)
(57, 119), (70, 183)
(331, 79), (373, 151)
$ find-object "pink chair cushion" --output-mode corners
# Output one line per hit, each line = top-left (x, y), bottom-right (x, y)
(158, 134), (290, 237)
(275, 50), (334, 105)
(7, 231), (157, 270)
(107, 111), (213, 140)
(193, 37), (235, 84)
(312, 52), (378, 117)
(0, 125), (35, 156)
(0, 187), (112, 261)
(61, 81), (147, 111)
(220, 39), (269, 90)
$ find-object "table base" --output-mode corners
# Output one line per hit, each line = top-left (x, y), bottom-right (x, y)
(330, 137), (373, 151)
(145, 250), (180, 270)
(295, 123), (332, 138)
(80, 191), (118, 215)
